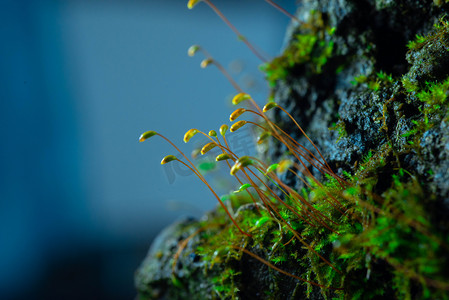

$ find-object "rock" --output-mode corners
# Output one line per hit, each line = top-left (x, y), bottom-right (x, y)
(136, 1), (449, 299)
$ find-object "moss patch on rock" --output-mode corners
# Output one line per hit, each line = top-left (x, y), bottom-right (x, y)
(135, 1), (449, 299)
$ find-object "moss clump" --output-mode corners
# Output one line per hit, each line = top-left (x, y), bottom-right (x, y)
(406, 18), (449, 52)
(402, 18), (449, 92)
(261, 11), (335, 87)
(351, 71), (394, 91)
(402, 76), (449, 148)
(328, 120), (347, 142)
(396, 19), (449, 151)
(147, 166), (449, 299)
(136, 1), (449, 299)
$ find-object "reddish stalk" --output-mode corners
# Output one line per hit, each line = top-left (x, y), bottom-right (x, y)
(238, 106), (342, 186)
(237, 169), (342, 273)
(214, 136), (261, 213)
(276, 104), (346, 187)
(203, 0), (269, 62)
(246, 161), (339, 233)
(195, 47), (244, 93)
(176, 158), (251, 237)
(272, 121), (345, 181)
(148, 133), (251, 237)
(243, 108), (344, 182)
(246, 165), (318, 228)
(232, 162), (342, 272)
(242, 120), (347, 214)
(231, 245), (343, 290)
(288, 166), (313, 188)
(264, 0), (302, 24)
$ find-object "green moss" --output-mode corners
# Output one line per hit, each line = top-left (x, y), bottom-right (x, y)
(401, 76), (449, 148)
(407, 17), (449, 51)
(138, 5), (449, 300)
(181, 147), (449, 298)
(399, 17), (449, 150)
(401, 75), (418, 92)
(417, 77), (449, 114)
(261, 11), (335, 87)
(407, 34), (428, 51)
(352, 71), (394, 91)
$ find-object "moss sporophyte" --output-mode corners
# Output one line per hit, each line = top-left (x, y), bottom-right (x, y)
(138, 2), (449, 299)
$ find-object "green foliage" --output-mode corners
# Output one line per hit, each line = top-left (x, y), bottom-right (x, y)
(402, 76), (418, 92)
(407, 34), (428, 50)
(329, 120), (347, 142)
(417, 77), (449, 113)
(351, 71), (393, 91)
(400, 16), (449, 151)
(261, 11), (335, 86)
(407, 17), (449, 51)
(402, 76), (449, 147)
(376, 71), (393, 83)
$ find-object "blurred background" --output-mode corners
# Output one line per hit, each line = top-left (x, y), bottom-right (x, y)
(0, 0), (295, 299)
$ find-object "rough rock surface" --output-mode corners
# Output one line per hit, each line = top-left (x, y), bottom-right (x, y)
(136, 1), (449, 299)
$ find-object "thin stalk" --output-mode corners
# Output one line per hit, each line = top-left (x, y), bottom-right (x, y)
(197, 47), (243, 93)
(231, 245), (343, 290)
(222, 134), (276, 217)
(214, 136), (261, 213)
(204, 0), (269, 62)
(276, 104), (345, 187)
(264, 0), (302, 24)
(246, 108), (342, 181)
(248, 162), (339, 233)
(243, 121), (346, 214)
(156, 133), (251, 237)
(236, 169), (342, 274)
(176, 159), (250, 237)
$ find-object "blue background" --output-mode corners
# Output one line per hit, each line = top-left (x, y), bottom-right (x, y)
(0, 0), (295, 299)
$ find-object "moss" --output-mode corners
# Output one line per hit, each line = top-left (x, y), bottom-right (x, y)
(402, 17), (449, 90)
(261, 11), (336, 87)
(328, 120), (347, 142)
(401, 76), (449, 149)
(136, 2), (449, 299)
(352, 71), (394, 91)
(158, 157), (447, 299)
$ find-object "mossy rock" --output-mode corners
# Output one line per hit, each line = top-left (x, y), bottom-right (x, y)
(136, 1), (449, 299)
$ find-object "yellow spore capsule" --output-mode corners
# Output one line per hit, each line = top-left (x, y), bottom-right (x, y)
(257, 131), (271, 144)
(200, 142), (217, 155)
(219, 124), (229, 136)
(188, 45), (200, 57)
(139, 130), (157, 142)
(230, 163), (241, 176)
(161, 155), (177, 165)
(263, 102), (278, 112)
(232, 93), (251, 105)
(187, 0), (202, 9)
(230, 120), (247, 132)
(216, 153), (232, 161)
(230, 156), (253, 175)
(200, 58), (213, 68)
(184, 129), (199, 143)
(230, 108), (246, 122)
(277, 159), (293, 174)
